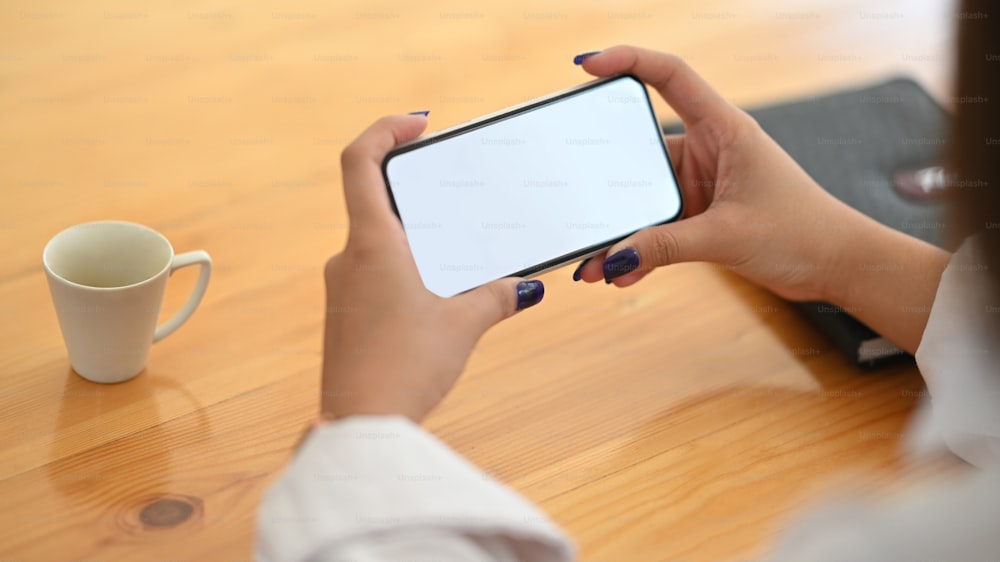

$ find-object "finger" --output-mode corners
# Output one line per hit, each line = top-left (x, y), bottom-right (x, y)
(608, 268), (651, 288)
(449, 278), (545, 334)
(664, 133), (684, 168)
(341, 114), (428, 227)
(663, 133), (686, 202)
(662, 132), (711, 218)
(600, 214), (725, 282)
(579, 46), (738, 126)
(572, 251), (607, 283)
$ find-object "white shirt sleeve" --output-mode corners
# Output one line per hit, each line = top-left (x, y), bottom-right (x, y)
(906, 235), (1000, 468)
(255, 415), (574, 562)
(767, 470), (1000, 562)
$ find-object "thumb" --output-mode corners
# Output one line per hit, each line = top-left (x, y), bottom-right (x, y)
(449, 278), (545, 333)
(602, 214), (722, 283)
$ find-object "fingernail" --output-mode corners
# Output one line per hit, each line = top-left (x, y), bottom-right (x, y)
(571, 258), (592, 282)
(603, 249), (639, 283)
(408, 110), (430, 116)
(516, 280), (545, 311)
(572, 51), (601, 65)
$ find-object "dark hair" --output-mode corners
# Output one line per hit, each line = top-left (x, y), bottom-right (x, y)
(950, 0), (1000, 270)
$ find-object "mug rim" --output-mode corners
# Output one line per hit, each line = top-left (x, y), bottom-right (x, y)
(42, 220), (176, 291)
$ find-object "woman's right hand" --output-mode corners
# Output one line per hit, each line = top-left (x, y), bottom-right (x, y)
(572, 46), (865, 302)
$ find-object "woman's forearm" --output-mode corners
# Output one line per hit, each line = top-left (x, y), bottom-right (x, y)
(822, 210), (951, 355)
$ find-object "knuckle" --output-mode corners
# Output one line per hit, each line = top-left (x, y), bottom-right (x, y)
(732, 108), (765, 136)
(324, 254), (340, 274)
(647, 229), (682, 267)
(492, 281), (517, 318)
(323, 254), (346, 285)
(661, 52), (684, 68)
(346, 235), (378, 260)
(340, 141), (363, 170)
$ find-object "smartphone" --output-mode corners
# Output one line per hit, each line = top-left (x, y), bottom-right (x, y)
(382, 74), (683, 298)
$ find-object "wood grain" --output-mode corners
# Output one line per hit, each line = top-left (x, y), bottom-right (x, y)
(0, 0), (959, 560)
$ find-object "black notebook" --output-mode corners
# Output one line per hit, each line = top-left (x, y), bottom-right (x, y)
(662, 77), (952, 367)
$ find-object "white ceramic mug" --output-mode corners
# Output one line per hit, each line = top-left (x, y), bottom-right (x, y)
(43, 221), (212, 384)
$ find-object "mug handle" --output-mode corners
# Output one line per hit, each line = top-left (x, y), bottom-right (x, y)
(153, 250), (212, 342)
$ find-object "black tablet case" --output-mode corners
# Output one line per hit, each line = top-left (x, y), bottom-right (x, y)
(662, 77), (952, 367)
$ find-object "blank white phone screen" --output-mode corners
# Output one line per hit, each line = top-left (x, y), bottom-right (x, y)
(385, 76), (682, 297)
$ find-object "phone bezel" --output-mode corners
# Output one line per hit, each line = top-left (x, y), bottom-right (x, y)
(380, 74), (683, 291)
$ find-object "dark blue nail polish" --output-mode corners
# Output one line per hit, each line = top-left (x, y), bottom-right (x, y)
(572, 51), (601, 65)
(516, 280), (544, 311)
(603, 248), (640, 283)
(408, 110), (430, 116)
(571, 258), (592, 282)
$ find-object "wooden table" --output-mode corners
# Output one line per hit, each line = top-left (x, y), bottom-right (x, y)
(0, 1), (957, 560)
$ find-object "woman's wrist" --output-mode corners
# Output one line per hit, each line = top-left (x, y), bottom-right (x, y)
(293, 411), (341, 453)
(818, 209), (951, 353)
(815, 202), (875, 307)
(321, 387), (425, 424)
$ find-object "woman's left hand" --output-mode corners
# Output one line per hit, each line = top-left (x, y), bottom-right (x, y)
(320, 114), (545, 423)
